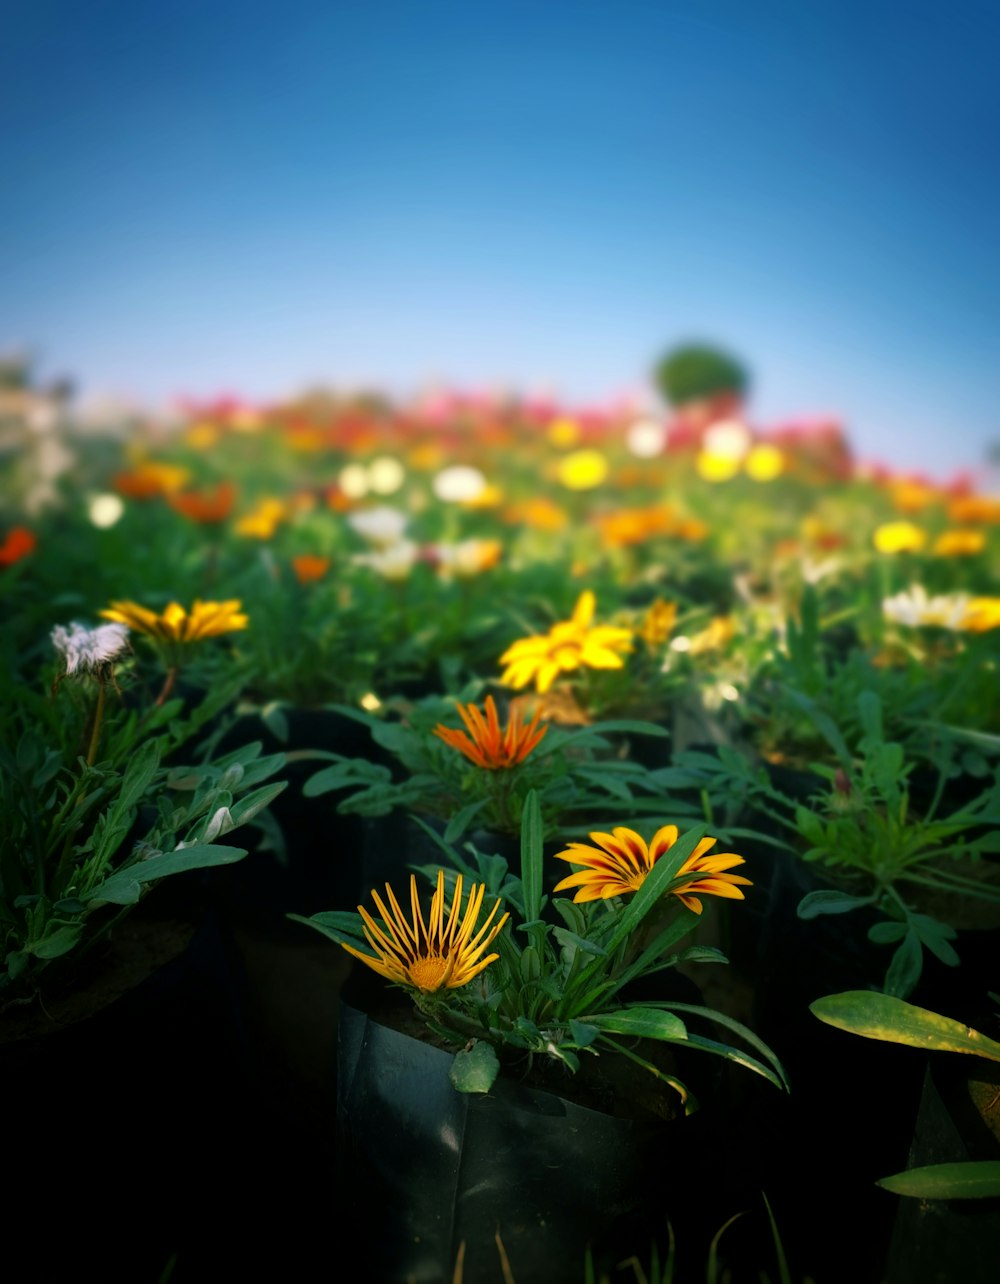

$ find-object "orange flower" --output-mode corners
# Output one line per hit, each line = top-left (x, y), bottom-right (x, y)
(502, 497), (569, 531)
(673, 517), (709, 541)
(553, 824), (751, 913)
(433, 695), (548, 770)
(595, 505), (676, 549)
(889, 479), (942, 514)
(947, 495), (1000, 525)
(933, 529), (986, 557)
(0, 525), (36, 566)
(962, 597), (1000, 632)
(292, 554), (331, 584)
(111, 461), (190, 499)
(166, 481), (237, 523)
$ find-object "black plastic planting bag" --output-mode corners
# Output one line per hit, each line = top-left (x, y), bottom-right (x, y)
(335, 1002), (712, 1284)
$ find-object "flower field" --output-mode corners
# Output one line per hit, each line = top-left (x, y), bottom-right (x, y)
(2, 382), (999, 1284)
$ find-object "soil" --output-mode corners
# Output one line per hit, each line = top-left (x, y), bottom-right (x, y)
(0, 900), (198, 1041)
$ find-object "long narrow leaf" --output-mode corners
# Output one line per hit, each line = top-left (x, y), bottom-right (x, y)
(520, 789), (544, 925)
(876, 1161), (1000, 1199)
(810, 991), (1000, 1061)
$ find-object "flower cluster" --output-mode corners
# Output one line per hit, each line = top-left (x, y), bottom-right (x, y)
(300, 792), (784, 1103)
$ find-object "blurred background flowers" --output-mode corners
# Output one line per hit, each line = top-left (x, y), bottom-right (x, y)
(2, 0), (999, 489)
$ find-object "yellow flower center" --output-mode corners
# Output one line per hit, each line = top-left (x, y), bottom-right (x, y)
(407, 955), (452, 992)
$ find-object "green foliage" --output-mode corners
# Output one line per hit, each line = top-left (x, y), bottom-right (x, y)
(300, 688), (691, 842)
(295, 790), (789, 1102)
(0, 643), (288, 1001)
(811, 990), (1000, 1199)
(669, 684), (1000, 998)
(653, 343), (749, 407)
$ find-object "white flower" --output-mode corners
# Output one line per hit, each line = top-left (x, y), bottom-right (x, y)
(51, 621), (130, 674)
(625, 418), (666, 459)
(432, 465), (487, 503)
(354, 539), (419, 581)
(882, 584), (971, 630)
(347, 505), (409, 546)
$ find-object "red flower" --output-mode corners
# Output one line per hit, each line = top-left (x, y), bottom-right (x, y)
(0, 525), (36, 567)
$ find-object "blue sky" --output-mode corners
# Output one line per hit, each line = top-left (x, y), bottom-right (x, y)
(3, 0), (999, 482)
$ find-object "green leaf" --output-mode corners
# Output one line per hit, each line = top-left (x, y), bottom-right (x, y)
(288, 910), (366, 946)
(450, 1040), (500, 1094)
(520, 789), (544, 925)
(867, 921), (907, 944)
(302, 758), (391, 797)
(885, 930), (923, 998)
(794, 806), (826, 847)
(118, 739), (163, 810)
(444, 799), (489, 843)
(678, 1030), (789, 1091)
(228, 780), (288, 829)
(32, 925), (84, 959)
(567, 1019), (600, 1047)
(858, 690), (883, 743)
(586, 1007), (688, 1040)
(551, 926), (607, 958)
(797, 889), (877, 919)
(652, 1000), (790, 1091)
(876, 1161), (1000, 1199)
(86, 844), (248, 904)
(260, 703), (290, 742)
(809, 991), (1000, 1060)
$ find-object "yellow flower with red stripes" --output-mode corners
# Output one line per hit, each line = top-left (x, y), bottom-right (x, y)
(553, 824), (751, 914)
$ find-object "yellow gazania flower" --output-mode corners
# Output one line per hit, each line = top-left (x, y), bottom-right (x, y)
(932, 528), (986, 557)
(234, 497), (288, 539)
(433, 694), (548, 770)
(498, 590), (634, 694)
(553, 825), (751, 914)
(873, 521), (927, 554)
(343, 871), (509, 993)
(744, 443), (785, 481)
(638, 598), (678, 648)
(962, 596), (1000, 632)
(100, 599), (248, 643)
(687, 615), (736, 655)
(557, 449), (609, 490)
(695, 449), (742, 482)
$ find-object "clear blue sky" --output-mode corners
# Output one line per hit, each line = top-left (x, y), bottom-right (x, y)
(3, 0), (999, 482)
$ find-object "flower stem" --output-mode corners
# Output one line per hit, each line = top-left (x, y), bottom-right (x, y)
(154, 665), (178, 708)
(85, 676), (107, 767)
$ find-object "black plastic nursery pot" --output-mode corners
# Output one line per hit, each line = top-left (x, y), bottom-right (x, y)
(333, 992), (767, 1284)
(1, 884), (257, 1284)
(884, 1054), (1000, 1284)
